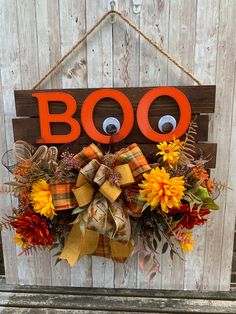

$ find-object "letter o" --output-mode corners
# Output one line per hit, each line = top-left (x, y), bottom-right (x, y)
(137, 87), (191, 142)
(81, 89), (134, 144)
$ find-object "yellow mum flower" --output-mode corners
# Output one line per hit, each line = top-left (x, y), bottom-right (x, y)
(14, 233), (28, 250)
(31, 179), (56, 220)
(139, 167), (185, 213)
(156, 138), (183, 167)
(180, 231), (196, 253)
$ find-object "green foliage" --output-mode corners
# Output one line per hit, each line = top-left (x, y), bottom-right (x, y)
(203, 198), (219, 210)
(196, 186), (210, 201)
(72, 207), (87, 215)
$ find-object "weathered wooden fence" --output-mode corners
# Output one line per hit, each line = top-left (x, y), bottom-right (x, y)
(0, 0), (236, 290)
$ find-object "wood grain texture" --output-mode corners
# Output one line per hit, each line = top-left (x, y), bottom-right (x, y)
(0, 309), (158, 314)
(163, 0), (197, 290)
(0, 0), (34, 285)
(14, 86), (216, 117)
(56, 0), (91, 288)
(35, 0), (61, 286)
(0, 294), (235, 313)
(0, 0), (235, 291)
(184, 0), (220, 291)
(223, 61), (236, 290)
(59, 0), (89, 287)
(86, 0), (114, 289)
(112, 0), (140, 289)
(0, 55), (19, 284)
(59, 0), (87, 90)
(203, 0), (236, 291)
(216, 0), (236, 290)
(15, 0), (40, 285)
(1, 283), (236, 298)
(167, 0), (197, 86)
(0, 287), (236, 313)
(35, 0), (71, 288)
(35, 0), (62, 90)
(12, 115), (210, 143)
(139, 0), (170, 289)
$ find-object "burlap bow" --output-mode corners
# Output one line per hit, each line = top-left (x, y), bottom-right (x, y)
(13, 140), (58, 164)
(60, 143), (150, 265)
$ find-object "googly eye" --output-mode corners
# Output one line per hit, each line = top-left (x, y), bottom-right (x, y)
(103, 117), (121, 135)
(158, 115), (177, 133)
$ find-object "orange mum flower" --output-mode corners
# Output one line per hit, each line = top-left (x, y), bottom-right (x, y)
(192, 166), (209, 181)
(203, 178), (215, 195)
(139, 167), (186, 213)
(14, 160), (32, 181)
(19, 189), (31, 210)
(192, 166), (215, 194)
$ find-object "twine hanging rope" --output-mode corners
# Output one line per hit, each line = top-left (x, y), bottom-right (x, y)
(32, 10), (202, 90)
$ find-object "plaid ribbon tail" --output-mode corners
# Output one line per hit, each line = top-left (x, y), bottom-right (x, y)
(60, 224), (134, 265)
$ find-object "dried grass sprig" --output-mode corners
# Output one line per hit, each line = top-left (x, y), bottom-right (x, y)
(179, 119), (198, 164)
(213, 180), (233, 192)
(0, 184), (15, 194)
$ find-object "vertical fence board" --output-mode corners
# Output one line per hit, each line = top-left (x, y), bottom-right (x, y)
(36, 0), (73, 288)
(0, 0), (22, 284)
(86, 0), (114, 288)
(218, 0), (236, 291)
(112, 1), (140, 289)
(221, 59), (236, 290)
(203, 0), (236, 290)
(0, 69), (19, 285)
(162, 0), (197, 290)
(34, 0), (60, 286)
(138, 0), (170, 289)
(11, 0), (40, 285)
(59, 0), (90, 287)
(59, 0), (91, 287)
(60, 0), (87, 89)
(44, 8), (70, 286)
(47, 0), (63, 88)
(183, 0), (219, 291)
(36, 0), (53, 91)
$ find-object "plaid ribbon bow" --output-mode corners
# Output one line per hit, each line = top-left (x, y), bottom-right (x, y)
(75, 143), (150, 240)
(60, 143), (150, 265)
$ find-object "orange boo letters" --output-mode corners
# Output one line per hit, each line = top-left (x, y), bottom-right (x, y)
(81, 89), (134, 144)
(33, 92), (81, 144)
(137, 87), (191, 142)
(33, 87), (191, 144)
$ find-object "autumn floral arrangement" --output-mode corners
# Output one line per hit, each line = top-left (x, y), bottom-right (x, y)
(1, 121), (221, 280)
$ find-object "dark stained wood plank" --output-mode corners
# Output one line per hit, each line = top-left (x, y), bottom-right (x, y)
(0, 308), (155, 314)
(14, 85), (216, 117)
(0, 290), (236, 313)
(11, 118), (216, 168)
(12, 115), (209, 143)
(0, 283), (236, 300)
(12, 86), (216, 170)
(117, 143), (217, 168)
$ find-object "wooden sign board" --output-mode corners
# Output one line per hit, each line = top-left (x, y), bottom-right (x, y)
(13, 85), (216, 167)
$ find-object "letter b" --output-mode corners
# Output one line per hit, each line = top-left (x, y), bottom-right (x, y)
(33, 92), (81, 144)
